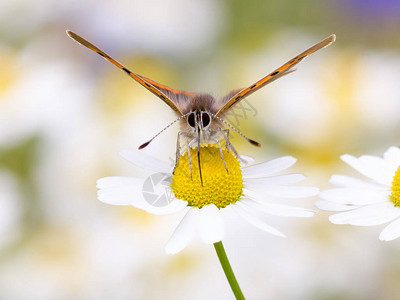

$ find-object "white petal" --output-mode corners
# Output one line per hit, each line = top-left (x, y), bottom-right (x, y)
(243, 188), (298, 202)
(165, 208), (199, 254)
(97, 176), (143, 205)
(141, 199), (188, 215)
(341, 154), (394, 186)
(329, 202), (400, 226)
(119, 149), (172, 173)
(239, 155), (254, 166)
(232, 202), (286, 237)
(245, 184), (319, 198)
(244, 174), (306, 185)
(241, 198), (315, 217)
(314, 200), (358, 211)
(383, 147), (400, 169)
(198, 204), (224, 244)
(97, 176), (187, 215)
(379, 217), (400, 241)
(320, 188), (389, 205)
(242, 156), (296, 177)
(243, 188), (268, 200)
(329, 175), (387, 190)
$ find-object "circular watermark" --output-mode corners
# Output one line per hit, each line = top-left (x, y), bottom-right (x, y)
(142, 173), (174, 207)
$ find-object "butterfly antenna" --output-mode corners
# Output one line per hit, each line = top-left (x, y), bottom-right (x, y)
(208, 112), (261, 147)
(139, 112), (191, 149)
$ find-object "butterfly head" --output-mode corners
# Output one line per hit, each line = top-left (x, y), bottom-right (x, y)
(187, 110), (212, 132)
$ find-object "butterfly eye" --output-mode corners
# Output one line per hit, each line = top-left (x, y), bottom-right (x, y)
(201, 112), (211, 128)
(187, 112), (196, 128)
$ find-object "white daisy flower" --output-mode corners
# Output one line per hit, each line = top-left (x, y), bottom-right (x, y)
(97, 145), (318, 254)
(316, 146), (400, 241)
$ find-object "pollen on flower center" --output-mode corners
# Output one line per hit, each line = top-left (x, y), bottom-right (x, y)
(171, 144), (243, 209)
(391, 166), (400, 207)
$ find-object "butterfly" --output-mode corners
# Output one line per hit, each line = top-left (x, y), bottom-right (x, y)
(67, 30), (335, 184)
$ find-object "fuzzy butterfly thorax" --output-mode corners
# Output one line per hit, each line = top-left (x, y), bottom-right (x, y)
(181, 94), (217, 114)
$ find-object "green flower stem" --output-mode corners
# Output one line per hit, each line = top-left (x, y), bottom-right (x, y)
(213, 241), (245, 300)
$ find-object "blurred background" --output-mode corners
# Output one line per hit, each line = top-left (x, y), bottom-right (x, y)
(2, 0), (400, 299)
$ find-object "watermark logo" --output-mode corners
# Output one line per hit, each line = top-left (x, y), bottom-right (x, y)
(224, 99), (258, 128)
(142, 173), (174, 207)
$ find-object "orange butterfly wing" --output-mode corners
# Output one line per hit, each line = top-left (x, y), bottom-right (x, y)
(215, 34), (336, 116)
(66, 30), (195, 115)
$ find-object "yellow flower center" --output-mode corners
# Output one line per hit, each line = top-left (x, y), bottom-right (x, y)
(390, 165), (400, 207)
(171, 144), (243, 209)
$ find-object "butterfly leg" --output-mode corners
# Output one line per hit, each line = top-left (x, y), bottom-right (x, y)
(220, 129), (238, 157)
(174, 131), (184, 171)
(219, 129), (247, 164)
(218, 128), (233, 153)
(222, 129), (232, 153)
(211, 138), (229, 174)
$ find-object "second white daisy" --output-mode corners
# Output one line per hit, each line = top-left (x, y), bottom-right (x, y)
(317, 146), (400, 241)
